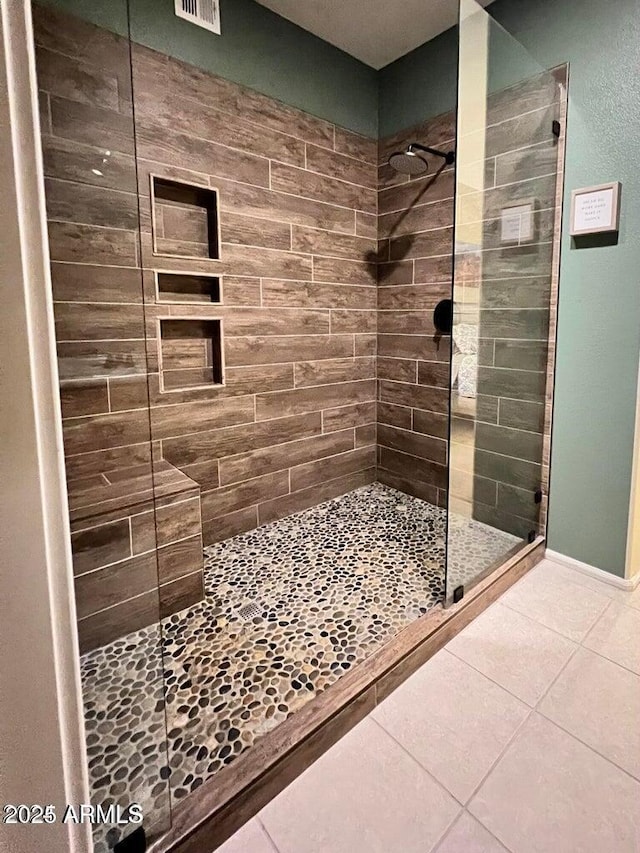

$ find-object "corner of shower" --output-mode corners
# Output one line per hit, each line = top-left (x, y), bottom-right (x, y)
(443, 0), (568, 607)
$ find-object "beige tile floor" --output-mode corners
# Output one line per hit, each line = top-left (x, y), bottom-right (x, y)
(217, 559), (640, 853)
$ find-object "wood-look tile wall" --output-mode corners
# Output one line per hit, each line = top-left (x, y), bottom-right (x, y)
(376, 73), (565, 528)
(34, 4), (564, 597)
(465, 70), (567, 538)
(70, 462), (204, 653)
(33, 5), (206, 650)
(34, 5), (378, 563)
(376, 115), (456, 505)
(132, 43), (379, 543)
(35, 4), (150, 480)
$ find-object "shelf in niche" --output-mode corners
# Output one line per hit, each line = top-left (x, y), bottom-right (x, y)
(158, 317), (225, 393)
(151, 175), (220, 260)
(155, 271), (222, 304)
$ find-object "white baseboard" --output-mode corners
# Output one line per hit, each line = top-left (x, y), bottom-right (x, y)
(545, 549), (640, 591)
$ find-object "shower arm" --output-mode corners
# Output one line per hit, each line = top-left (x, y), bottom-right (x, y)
(409, 143), (455, 165)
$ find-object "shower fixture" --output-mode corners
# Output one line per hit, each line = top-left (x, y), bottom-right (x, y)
(388, 143), (455, 176)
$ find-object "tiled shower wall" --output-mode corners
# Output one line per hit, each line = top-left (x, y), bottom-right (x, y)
(35, 4), (565, 612)
(35, 5), (379, 562)
(470, 70), (567, 538)
(376, 114), (456, 506)
(34, 5), (208, 649)
(133, 44), (379, 543)
(374, 71), (566, 531)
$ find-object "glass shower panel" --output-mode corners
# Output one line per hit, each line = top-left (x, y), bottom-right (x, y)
(31, 2), (172, 849)
(446, 0), (564, 603)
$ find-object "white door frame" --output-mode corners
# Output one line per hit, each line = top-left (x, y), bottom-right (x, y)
(0, 1), (91, 851)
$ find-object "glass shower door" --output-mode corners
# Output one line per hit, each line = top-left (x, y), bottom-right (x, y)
(31, 2), (172, 849)
(445, 0), (566, 603)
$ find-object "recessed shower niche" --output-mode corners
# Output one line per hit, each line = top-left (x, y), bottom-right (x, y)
(155, 271), (222, 304)
(158, 317), (224, 392)
(151, 175), (220, 260)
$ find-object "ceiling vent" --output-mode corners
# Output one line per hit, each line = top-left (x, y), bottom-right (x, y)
(174, 0), (220, 35)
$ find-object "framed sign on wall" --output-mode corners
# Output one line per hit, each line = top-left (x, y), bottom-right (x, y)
(570, 181), (621, 236)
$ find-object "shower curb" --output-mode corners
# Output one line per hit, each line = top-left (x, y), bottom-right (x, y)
(148, 537), (544, 853)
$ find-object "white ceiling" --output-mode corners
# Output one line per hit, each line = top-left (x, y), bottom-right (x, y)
(255, 0), (495, 70)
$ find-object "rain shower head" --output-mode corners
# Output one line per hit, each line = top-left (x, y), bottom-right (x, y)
(388, 148), (429, 176)
(388, 143), (455, 176)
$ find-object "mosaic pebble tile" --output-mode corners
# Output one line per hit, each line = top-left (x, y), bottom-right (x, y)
(80, 484), (518, 851)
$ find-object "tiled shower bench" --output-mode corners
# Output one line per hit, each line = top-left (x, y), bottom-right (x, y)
(68, 460), (205, 653)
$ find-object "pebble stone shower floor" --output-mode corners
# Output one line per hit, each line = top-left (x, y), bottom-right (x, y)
(81, 483), (519, 851)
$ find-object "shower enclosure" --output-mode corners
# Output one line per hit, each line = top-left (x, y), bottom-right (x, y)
(446, 0), (566, 603)
(29, 0), (566, 848)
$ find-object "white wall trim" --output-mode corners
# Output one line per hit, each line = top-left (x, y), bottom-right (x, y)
(0, 2), (90, 851)
(546, 549), (640, 591)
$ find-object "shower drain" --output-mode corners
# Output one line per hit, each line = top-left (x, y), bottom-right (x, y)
(237, 601), (262, 621)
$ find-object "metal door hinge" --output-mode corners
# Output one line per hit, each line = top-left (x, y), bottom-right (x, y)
(534, 489), (543, 504)
(552, 119), (561, 138)
(453, 585), (464, 603)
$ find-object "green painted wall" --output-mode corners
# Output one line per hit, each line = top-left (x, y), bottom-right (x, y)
(377, 10), (548, 136)
(378, 26), (458, 138)
(492, 0), (640, 577)
(38, 0), (379, 137)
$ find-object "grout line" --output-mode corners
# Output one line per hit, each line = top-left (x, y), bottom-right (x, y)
(485, 102), (560, 133)
(73, 530), (202, 579)
(217, 426), (355, 470)
(443, 640), (561, 712)
(45, 175), (139, 197)
(54, 298), (147, 307)
(535, 701), (640, 786)
(77, 587), (155, 624)
(433, 809), (509, 852)
(216, 443), (373, 493)
(533, 641), (583, 712)
(142, 153), (375, 211)
(430, 601), (598, 810)
(44, 91), (53, 133)
(257, 817), (281, 853)
(471, 597), (576, 645)
(369, 717), (467, 810)
(377, 282), (453, 291)
(271, 163), (377, 196)
(77, 567), (204, 624)
(461, 703), (535, 811)
(71, 509), (152, 537)
(48, 66), (322, 155)
(48, 217), (137, 234)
